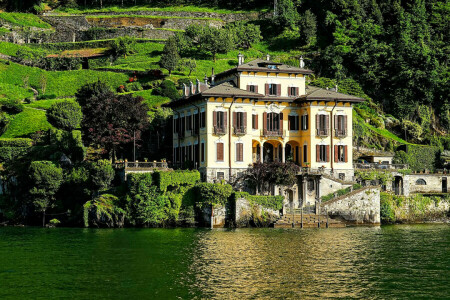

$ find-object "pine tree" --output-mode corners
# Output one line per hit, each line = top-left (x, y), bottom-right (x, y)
(160, 37), (180, 76)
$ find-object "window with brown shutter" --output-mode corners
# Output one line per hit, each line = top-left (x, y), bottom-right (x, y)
(277, 84), (281, 96)
(316, 145), (320, 162)
(265, 83), (269, 95)
(279, 113), (283, 131)
(268, 84), (277, 95)
(263, 112), (267, 130)
(301, 115), (308, 130)
(326, 145), (330, 162)
(317, 145), (328, 162)
(334, 145), (338, 162)
(236, 143), (243, 162)
(336, 145), (346, 162)
(217, 143), (224, 161)
(344, 145), (348, 162)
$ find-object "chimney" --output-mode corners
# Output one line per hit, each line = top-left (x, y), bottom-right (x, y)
(238, 52), (244, 66)
(189, 81), (195, 95)
(211, 67), (215, 85)
(204, 74), (208, 85)
(196, 79), (201, 94)
(182, 83), (187, 97)
(299, 56), (305, 68)
(335, 84), (338, 93)
(266, 54), (270, 61)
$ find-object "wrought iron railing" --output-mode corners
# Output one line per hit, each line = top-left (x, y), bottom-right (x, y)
(233, 126), (247, 135)
(335, 129), (347, 137)
(316, 128), (329, 136)
(213, 126), (227, 135)
(354, 163), (409, 170)
(115, 161), (169, 170)
(262, 129), (285, 137)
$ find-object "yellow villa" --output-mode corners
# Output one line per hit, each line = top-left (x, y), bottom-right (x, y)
(165, 54), (364, 205)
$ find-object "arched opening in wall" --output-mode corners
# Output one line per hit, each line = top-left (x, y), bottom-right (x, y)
(415, 179), (427, 185)
(287, 189), (294, 209)
(286, 140), (300, 164)
(393, 176), (403, 195)
(252, 140), (261, 163)
(263, 140), (281, 163)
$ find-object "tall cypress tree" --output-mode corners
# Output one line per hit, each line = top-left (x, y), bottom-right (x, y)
(159, 37), (180, 76)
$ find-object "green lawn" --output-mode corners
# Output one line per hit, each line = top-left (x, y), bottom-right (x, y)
(0, 13), (52, 29)
(26, 98), (76, 110)
(53, 5), (268, 15)
(0, 41), (51, 57)
(2, 107), (53, 138)
(0, 83), (33, 101)
(86, 14), (222, 21)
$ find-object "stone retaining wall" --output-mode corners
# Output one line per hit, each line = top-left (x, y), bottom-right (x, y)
(321, 186), (381, 224)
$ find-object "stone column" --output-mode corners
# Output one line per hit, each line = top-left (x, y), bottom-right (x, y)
(260, 144), (264, 163)
(281, 144), (285, 163)
(302, 177), (307, 208)
(315, 176), (321, 215)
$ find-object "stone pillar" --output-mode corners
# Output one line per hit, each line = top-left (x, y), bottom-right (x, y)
(260, 144), (264, 163)
(281, 144), (285, 163)
(302, 177), (307, 208)
(315, 176), (321, 215)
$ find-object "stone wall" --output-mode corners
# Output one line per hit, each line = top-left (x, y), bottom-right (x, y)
(404, 174), (448, 195)
(235, 197), (280, 227)
(321, 186), (381, 224)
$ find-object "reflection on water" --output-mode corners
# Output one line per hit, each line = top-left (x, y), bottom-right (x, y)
(0, 225), (449, 299)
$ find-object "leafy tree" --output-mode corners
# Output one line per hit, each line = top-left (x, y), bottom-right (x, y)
(88, 159), (114, 194)
(159, 37), (180, 76)
(152, 80), (179, 101)
(200, 26), (234, 62)
(180, 58), (197, 76)
(226, 21), (262, 49)
(46, 100), (83, 131)
(299, 9), (317, 45)
(110, 36), (136, 59)
(76, 82), (149, 159)
(273, 0), (299, 29)
(28, 161), (63, 227)
(195, 182), (233, 208)
(244, 162), (300, 194)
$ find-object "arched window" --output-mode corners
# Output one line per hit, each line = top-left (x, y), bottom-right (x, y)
(416, 179), (427, 185)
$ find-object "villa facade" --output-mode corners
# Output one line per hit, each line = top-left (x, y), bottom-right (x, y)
(165, 54), (364, 185)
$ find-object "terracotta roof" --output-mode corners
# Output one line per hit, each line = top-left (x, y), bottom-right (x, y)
(212, 58), (314, 79)
(296, 86), (365, 103)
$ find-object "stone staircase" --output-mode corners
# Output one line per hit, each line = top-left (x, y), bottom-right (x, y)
(273, 213), (346, 228)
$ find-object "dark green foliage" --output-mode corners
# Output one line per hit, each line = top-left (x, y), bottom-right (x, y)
(0, 138), (32, 147)
(0, 98), (24, 114)
(299, 9), (317, 45)
(244, 162), (300, 194)
(393, 145), (441, 172)
(0, 146), (31, 162)
(110, 36), (136, 59)
(49, 129), (86, 162)
(225, 21), (262, 49)
(84, 194), (125, 228)
(28, 161), (63, 226)
(152, 169), (200, 192)
(233, 192), (284, 210)
(273, 0), (298, 29)
(87, 159), (115, 192)
(152, 80), (179, 101)
(46, 100), (83, 131)
(195, 182), (233, 208)
(380, 193), (396, 224)
(159, 37), (180, 75)
(0, 113), (10, 135)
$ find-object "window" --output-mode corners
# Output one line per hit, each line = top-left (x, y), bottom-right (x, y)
(216, 142), (224, 161)
(269, 84), (277, 95)
(214, 111), (226, 134)
(266, 113), (280, 131)
(316, 114), (329, 135)
(416, 179), (427, 185)
(236, 143), (243, 162)
(217, 172), (224, 180)
(335, 115), (346, 136)
(186, 115), (192, 131)
(201, 143), (205, 162)
(307, 180), (315, 191)
(249, 85), (256, 93)
(335, 145), (347, 162)
(316, 145), (329, 162)
(252, 114), (258, 129)
(301, 115), (308, 130)
(289, 87), (297, 97)
(268, 65), (277, 70)
(200, 111), (206, 128)
(180, 117), (185, 133)
(303, 145), (307, 163)
(288, 115), (299, 130)
(193, 113), (199, 134)
(236, 112), (245, 128)
(173, 118), (178, 133)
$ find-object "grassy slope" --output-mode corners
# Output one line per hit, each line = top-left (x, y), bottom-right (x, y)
(2, 107), (52, 138)
(0, 12), (52, 29)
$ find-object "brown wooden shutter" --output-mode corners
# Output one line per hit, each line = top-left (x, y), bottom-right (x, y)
(277, 84), (281, 96)
(243, 112), (247, 128)
(255, 114), (258, 129)
(233, 111), (237, 129)
(316, 114), (319, 131)
(344, 146), (348, 162)
(287, 86), (291, 96)
(326, 145), (330, 162)
(217, 143), (224, 161)
(288, 115), (291, 129)
(279, 113), (283, 131)
(295, 87), (299, 96)
(325, 115), (330, 134)
(213, 111), (217, 127)
(237, 143), (243, 161)
(224, 111), (227, 128)
(265, 84), (269, 95)
(263, 112), (267, 130)
(334, 145), (338, 162)
(344, 115), (348, 133)
(316, 145), (320, 162)
(246, 85), (250, 91)
(334, 115), (338, 130)
(255, 85), (258, 93)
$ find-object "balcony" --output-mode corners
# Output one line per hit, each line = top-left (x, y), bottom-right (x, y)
(262, 129), (285, 138)
(213, 126), (227, 135)
(335, 129), (347, 137)
(316, 128), (329, 137)
(353, 163), (409, 170)
(233, 126), (247, 136)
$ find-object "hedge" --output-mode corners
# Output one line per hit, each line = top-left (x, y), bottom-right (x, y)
(0, 138), (33, 147)
(233, 192), (284, 211)
(153, 170), (200, 192)
(0, 146), (30, 162)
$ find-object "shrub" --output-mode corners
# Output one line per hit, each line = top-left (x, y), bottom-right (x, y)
(233, 192), (284, 210)
(46, 100), (83, 131)
(0, 98), (24, 114)
(124, 81), (143, 92)
(37, 94), (57, 100)
(84, 194), (125, 228)
(152, 170), (200, 192)
(152, 80), (179, 101)
(110, 36), (136, 59)
(0, 147), (31, 162)
(0, 138), (32, 147)
(195, 182), (233, 208)
(88, 160), (115, 193)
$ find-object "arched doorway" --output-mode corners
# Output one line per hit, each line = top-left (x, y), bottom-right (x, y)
(263, 140), (282, 162)
(287, 189), (294, 209)
(252, 140), (261, 163)
(286, 141), (300, 164)
(393, 176), (403, 195)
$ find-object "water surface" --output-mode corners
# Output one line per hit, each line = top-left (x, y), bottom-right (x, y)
(1, 225), (449, 299)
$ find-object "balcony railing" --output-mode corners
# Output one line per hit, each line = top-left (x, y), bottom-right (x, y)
(213, 126), (227, 135)
(115, 161), (169, 170)
(354, 163), (409, 170)
(233, 126), (247, 136)
(262, 129), (285, 138)
(316, 128), (329, 136)
(335, 129), (347, 137)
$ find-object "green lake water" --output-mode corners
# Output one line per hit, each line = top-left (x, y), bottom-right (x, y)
(1, 225), (449, 299)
